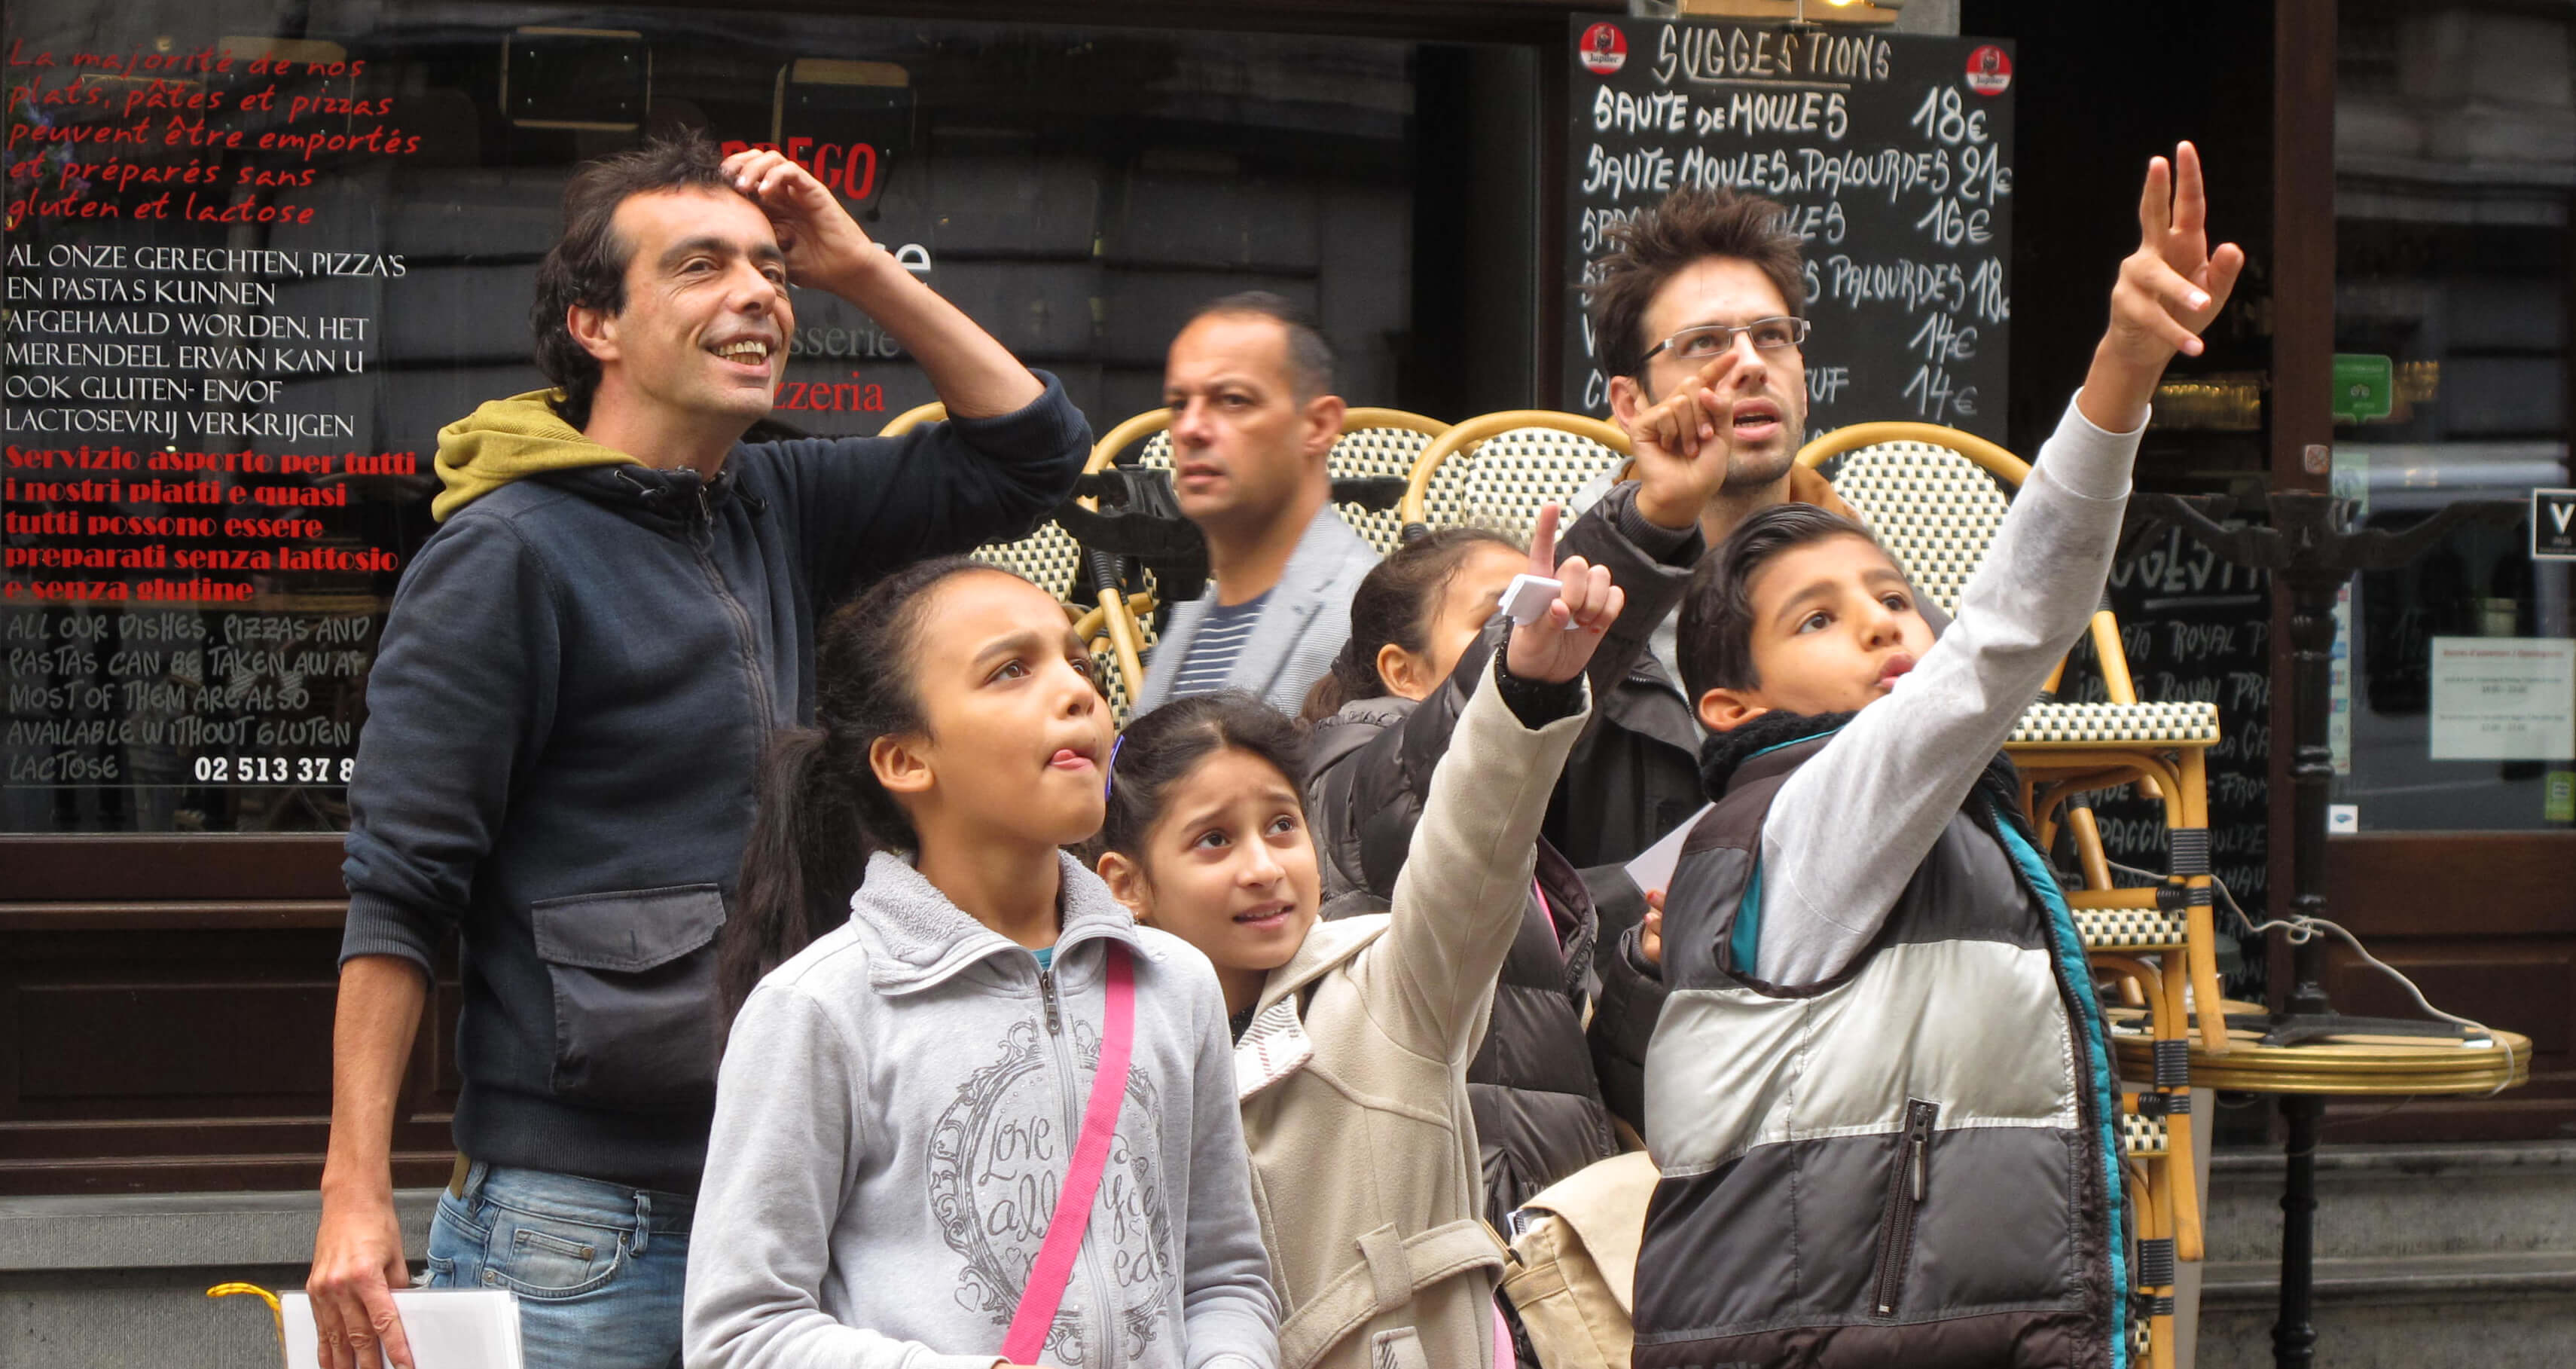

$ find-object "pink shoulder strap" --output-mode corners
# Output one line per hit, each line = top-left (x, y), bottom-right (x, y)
(1001, 942), (1135, 1364)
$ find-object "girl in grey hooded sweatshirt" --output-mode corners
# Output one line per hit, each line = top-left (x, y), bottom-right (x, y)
(684, 557), (1278, 1369)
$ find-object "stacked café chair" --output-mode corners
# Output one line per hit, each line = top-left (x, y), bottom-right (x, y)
(1396, 410), (1633, 541)
(884, 403), (1148, 707)
(1793, 421), (2223, 1364)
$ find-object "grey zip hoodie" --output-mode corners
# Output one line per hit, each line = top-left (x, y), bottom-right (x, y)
(684, 851), (1279, 1369)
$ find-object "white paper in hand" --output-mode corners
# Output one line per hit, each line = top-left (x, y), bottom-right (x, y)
(1623, 802), (1714, 900)
(279, 1289), (523, 1369)
(1499, 573), (1561, 625)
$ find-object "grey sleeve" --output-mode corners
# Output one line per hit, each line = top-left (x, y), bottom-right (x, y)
(684, 986), (998, 1369)
(1753, 396), (2142, 986)
(1174, 956), (1281, 1369)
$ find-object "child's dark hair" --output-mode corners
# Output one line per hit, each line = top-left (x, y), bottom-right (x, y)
(719, 555), (1003, 1016)
(1299, 527), (1521, 723)
(1097, 692), (1309, 859)
(1677, 503), (1885, 701)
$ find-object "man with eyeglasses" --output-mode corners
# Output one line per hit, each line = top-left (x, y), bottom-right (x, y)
(1567, 187), (1886, 1102)
(1589, 187), (1853, 557)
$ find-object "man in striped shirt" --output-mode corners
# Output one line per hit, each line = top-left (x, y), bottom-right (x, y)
(1134, 293), (1379, 716)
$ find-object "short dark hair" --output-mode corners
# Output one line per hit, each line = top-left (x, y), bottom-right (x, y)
(1677, 503), (1885, 701)
(1186, 291), (1335, 399)
(1300, 527), (1521, 722)
(1585, 188), (1808, 386)
(533, 132), (734, 428)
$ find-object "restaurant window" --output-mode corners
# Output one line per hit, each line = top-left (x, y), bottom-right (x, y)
(2330, 0), (2576, 833)
(3, 2), (1538, 837)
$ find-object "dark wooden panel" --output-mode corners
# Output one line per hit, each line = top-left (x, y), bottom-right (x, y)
(0, 902), (350, 931)
(20, 985), (337, 1101)
(0, 924), (459, 1194)
(2302, 937), (2576, 1143)
(2326, 833), (2576, 937)
(0, 836), (346, 901)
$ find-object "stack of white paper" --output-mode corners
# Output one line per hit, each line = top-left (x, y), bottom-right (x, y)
(277, 1289), (522, 1369)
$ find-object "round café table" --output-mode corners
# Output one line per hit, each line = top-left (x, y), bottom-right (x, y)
(2108, 1003), (2531, 1369)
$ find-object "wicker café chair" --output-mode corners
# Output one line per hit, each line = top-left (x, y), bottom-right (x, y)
(1396, 410), (1633, 542)
(877, 403), (1147, 696)
(1795, 422), (2220, 1297)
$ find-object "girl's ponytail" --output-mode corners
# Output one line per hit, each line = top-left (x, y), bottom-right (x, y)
(1298, 637), (1383, 723)
(720, 727), (869, 1019)
(719, 555), (995, 1022)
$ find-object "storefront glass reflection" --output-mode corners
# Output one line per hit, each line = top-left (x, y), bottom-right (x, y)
(4, 2), (1454, 832)
(2331, 0), (2576, 831)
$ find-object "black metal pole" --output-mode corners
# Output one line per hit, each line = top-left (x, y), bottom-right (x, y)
(2282, 568), (2339, 1024)
(2273, 1092), (2325, 1369)
(2268, 564), (2338, 1369)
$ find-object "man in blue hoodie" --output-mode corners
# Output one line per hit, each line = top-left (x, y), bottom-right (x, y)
(306, 133), (1091, 1369)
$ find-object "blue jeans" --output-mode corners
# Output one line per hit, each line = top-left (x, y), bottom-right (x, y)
(424, 1161), (694, 1369)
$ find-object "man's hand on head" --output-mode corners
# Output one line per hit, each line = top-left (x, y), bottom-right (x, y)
(1625, 352), (1741, 530)
(2081, 140), (2245, 432)
(720, 148), (880, 297)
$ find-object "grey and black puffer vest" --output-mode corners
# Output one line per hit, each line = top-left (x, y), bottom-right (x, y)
(1634, 714), (2129, 1369)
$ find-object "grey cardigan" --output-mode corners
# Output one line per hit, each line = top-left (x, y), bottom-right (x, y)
(1135, 505), (1378, 716)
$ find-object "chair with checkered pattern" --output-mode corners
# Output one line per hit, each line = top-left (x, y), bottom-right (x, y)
(881, 402), (1143, 689)
(1396, 410), (1633, 542)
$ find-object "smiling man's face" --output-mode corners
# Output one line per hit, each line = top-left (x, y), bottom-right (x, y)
(584, 187), (792, 432)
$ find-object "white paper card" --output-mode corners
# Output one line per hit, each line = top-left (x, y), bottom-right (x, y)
(1623, 802), (1714, 900)
(1500, 573), (1561, 625)
(2428, 637), (2576, 761)
(278, 1290), (523, 1369)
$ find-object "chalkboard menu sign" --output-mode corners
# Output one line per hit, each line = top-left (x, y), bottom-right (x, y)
(2092, 530), (2272, 943)
(1563, 18), (2013, 443)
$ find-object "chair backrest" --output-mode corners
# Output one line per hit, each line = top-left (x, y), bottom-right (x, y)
(1793, 422), (2028, 622)
(965, 409), (1126, 603)
(1400, 411), (1632, 544)
(877, 400), (947, 437)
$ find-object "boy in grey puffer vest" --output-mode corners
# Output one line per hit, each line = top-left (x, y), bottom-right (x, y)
(1631, 145), (2241, 1369)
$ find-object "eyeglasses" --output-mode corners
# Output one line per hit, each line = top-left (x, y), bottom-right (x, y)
(1641, 316), (1811, 363)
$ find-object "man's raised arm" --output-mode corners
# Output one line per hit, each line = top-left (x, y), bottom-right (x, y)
(722, 148), (1044, 420)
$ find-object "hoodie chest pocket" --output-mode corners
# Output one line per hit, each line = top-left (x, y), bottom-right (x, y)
(530, 885), (725, 1112)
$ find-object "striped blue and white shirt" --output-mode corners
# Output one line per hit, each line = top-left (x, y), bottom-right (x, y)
(1165, 591), (1271, 700)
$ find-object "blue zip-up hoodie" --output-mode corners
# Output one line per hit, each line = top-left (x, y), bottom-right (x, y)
(339, 377), (1090, 1190)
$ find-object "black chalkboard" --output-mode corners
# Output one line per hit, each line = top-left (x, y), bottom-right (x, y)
(2087, 528), (2272, 982)
(1563, 18), (2014, 444)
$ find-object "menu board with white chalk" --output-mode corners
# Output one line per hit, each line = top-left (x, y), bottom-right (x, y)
(1563, 17), (2015, 445)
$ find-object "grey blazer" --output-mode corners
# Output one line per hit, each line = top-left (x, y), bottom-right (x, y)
(1136, 505), (1378, 717)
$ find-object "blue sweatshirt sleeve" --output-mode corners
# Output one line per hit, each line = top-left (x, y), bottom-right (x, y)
(340, 513), (562, 969)
(758, 372), (1091, 602)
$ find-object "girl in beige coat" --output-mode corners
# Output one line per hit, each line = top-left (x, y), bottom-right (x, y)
(1096, 509), (1622, 1369)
